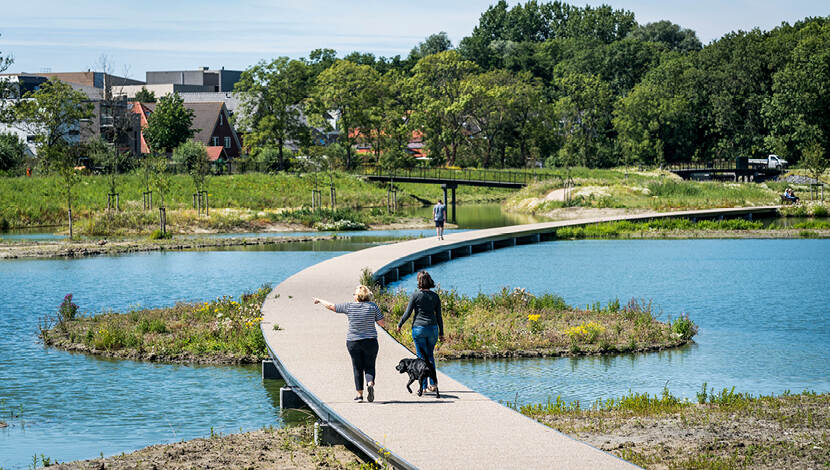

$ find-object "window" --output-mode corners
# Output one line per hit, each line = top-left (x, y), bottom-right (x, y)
(218, 113), (223, 126)
(224, 136), (231, 148)
(212, 136), (220, 146)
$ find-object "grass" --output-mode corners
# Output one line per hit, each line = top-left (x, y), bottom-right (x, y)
(553, 218), (767, 239)
(507, 167), (784, 213)
(374, 287), (695, 358)
(0, 171), (509, 233)
(40, 285), (273, 363)
(519, 386), (830, 470)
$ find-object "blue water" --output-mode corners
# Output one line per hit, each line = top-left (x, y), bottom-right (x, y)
(388, 239), (830, 406)
(0, 250), (343, 469)
(2, 237), (829, 468)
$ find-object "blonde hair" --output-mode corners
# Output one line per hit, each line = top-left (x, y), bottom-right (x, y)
(354, 285), (373, 302)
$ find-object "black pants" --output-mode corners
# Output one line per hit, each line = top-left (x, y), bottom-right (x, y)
(346, 338), (378, 391)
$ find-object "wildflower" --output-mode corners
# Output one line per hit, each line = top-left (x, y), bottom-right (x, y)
(527, 314), (541, 322)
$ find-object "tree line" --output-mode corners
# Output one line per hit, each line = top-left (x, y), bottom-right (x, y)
(232, 1), (830, 170)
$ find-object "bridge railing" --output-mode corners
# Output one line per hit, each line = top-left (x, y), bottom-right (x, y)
(666, 159), (737, 171)
(354, 165), (538, 185)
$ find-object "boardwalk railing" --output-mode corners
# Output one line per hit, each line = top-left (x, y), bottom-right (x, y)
(354, 165), (538, 187)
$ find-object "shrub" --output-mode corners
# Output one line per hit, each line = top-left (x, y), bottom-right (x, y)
(136, 318), (167, 334)
(149, 229), (171, 240)
(671, 314), (698, 340)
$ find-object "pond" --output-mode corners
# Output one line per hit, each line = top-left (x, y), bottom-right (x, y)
(1, 211), (828, 468)
(387, 239), (830, 406)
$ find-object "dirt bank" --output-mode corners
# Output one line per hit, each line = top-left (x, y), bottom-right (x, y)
(535, 393), (830, 469)
(0, 235), (335, 260)
(51, 426), (363, 470)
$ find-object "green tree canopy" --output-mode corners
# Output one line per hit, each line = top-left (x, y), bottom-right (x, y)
(13, 79), (93, 152)
(0, 131), (26, 172)
(764, 21), (830, 162)
(410, 50), (480, 166)
(235, 57), (311, 170)
(629, 20), (702, 52)
(133, 86), (156, 103)
(311, 60), (381, 169)
(144, 93), (195, 153)
(173, 139), (210, 192)
(409, 32), (454, 60)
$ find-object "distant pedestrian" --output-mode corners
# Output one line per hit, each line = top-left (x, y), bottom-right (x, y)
(433, 199), (447, 240)
(396, 271), (444, 393)
(313, 285), (385, 402)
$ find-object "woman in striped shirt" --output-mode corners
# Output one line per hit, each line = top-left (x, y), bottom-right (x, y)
(313, 285), (386, 402)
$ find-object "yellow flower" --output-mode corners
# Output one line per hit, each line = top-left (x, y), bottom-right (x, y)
(527, 314), (541, 322)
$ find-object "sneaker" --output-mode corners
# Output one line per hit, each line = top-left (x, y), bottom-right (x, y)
(354, 395), (363, 402)
(367, 385), (374, 403)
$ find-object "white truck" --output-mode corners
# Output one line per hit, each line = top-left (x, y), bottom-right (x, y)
(749, 154), (787, 169)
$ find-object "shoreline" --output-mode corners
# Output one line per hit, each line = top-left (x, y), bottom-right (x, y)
(0, 234), (339, 260)
(49, 390), (828, 470)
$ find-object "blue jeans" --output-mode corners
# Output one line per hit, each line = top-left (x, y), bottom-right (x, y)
(411, 325), (439, 387)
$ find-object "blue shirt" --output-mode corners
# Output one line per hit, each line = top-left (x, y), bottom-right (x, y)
(433, 203), (445, 221)
(335, 301), (384, 341)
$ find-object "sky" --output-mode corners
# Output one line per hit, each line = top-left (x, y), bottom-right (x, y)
(1, 0), (828, 80)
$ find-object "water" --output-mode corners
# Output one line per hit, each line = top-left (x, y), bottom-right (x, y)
(0, 250), (345, 469)
(2, 208), (829, 467)
(388, 239), (830, 407)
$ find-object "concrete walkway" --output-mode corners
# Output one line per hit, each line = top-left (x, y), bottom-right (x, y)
(260, 206), (778, 469)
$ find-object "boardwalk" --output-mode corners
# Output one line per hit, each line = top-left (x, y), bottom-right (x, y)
(260, 206), (778, 469)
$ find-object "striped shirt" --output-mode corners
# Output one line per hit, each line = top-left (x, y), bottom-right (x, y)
(335, 301), (384, 341)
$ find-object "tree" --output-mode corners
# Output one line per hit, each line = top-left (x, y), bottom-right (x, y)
(0, 34), (14, 122)
(764, 22), (830, 163)
(613, 55), (704, 166)
(173, 139), (210, 196)
(0, 132), (26, 172)
(133, 86), (156, 103)
(552, 72), (615, 167)
(801, 142), (828, 187)
(148, 152), (171, 235)
(144, 93), (195, 153)
(629, 21), (702, 52)
(410, 51), (479, 166)
(311, 60), (381, 169)
(234, 58), (311, 170)
(465, 69), (544, 167)
(87, 137), (125, 209)
(13, 79), (93, 156)
(409, 32), (453, 60)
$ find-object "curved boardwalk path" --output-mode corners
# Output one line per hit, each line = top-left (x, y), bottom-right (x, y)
(261, 206), (778, 469)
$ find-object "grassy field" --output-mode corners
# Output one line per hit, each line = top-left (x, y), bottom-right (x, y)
(506, 167), (812, 214)
(0, 171), (511, 233)
(520, 387), (829, 469)
(375, 286), (696, 359)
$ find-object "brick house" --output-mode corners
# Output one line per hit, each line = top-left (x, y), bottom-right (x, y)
(131, 100), (241, 158)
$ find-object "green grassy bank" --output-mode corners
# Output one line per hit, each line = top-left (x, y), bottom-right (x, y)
(0, 171), (511, 233)
(506, 167), (820, 214)
(551, 217), (830, 239)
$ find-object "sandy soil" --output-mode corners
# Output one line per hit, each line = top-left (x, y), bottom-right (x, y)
(538, 393), (830, 469)
(0, 235), (335, 260)
(51, 394), (828, 469)
(52, 427), (363, 470)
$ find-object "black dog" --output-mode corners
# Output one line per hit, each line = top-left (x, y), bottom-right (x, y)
(395, 358), (440, 398)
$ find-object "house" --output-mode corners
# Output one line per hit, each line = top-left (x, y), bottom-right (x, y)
(131, 101), (242, 158)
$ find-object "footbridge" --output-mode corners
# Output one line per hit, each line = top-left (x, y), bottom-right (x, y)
(260, 205), (779, 469)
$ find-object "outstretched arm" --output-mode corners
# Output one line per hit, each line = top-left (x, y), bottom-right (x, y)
(312, 297), (336, 312)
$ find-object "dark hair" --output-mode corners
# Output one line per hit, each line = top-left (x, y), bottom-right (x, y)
(417, 271), (435, 289)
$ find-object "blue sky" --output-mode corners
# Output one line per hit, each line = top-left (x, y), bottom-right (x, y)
(2, 0), (828, 79)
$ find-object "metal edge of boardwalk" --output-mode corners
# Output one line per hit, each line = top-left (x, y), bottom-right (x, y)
(261, 340), (418, 470)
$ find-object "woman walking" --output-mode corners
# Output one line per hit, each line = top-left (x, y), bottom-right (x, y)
(313, 285), (385, 402)
(396, 271), (444, 392)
